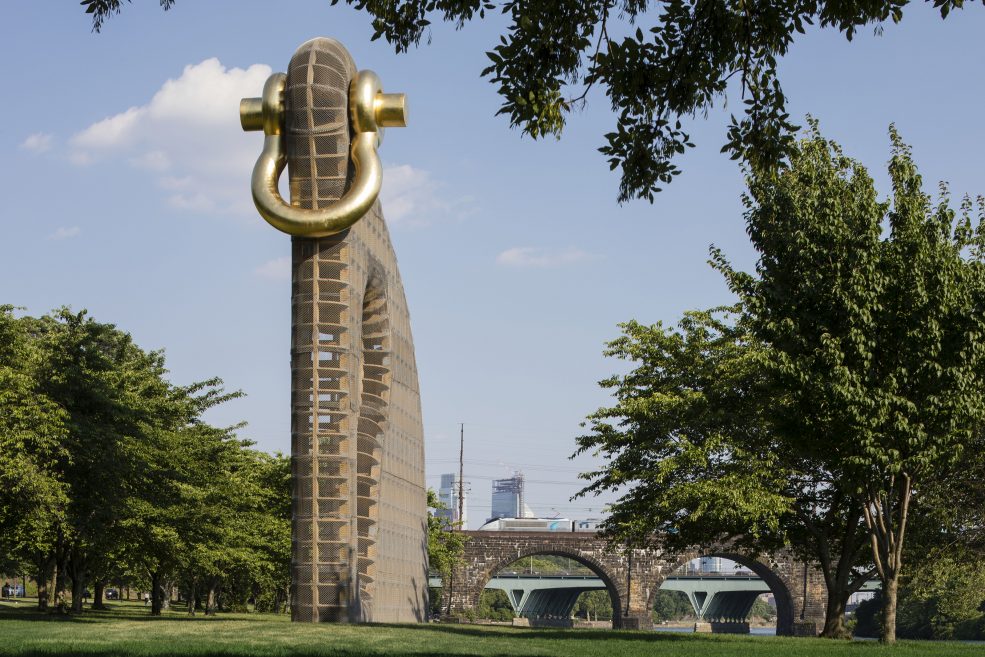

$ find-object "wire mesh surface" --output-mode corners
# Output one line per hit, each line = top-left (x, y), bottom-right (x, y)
(286, 38), (427, 623)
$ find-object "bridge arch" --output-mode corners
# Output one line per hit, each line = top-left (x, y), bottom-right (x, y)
(653, 549), (797, 635)
(449, 532), (824, 633)
(475, 546), (623, 623)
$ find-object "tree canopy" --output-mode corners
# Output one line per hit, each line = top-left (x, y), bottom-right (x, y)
(573, 305), (873, 637)
(81, 1), (983, 202)
(576, 124), (985, 641)
(725, 124), (985, 642)
(425, 489), (467, 583)
(0, 306), (290, 616)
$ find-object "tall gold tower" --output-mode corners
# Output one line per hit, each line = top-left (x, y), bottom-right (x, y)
(241, 38), (427, 622)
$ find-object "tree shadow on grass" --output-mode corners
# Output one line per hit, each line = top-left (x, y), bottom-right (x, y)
(370, 622), (696, 642)
(0, 606), (246, 624)
(13, 652), (545, 657)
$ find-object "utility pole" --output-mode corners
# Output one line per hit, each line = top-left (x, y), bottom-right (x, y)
(458, 423), (465, 528)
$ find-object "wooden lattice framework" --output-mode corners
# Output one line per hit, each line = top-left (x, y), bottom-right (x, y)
(284, 38), (427, 623)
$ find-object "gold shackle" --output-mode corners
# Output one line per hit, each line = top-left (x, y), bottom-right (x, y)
(240, 71), (407, 237)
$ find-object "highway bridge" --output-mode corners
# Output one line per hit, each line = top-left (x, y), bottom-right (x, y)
(430, 572), (878, 623)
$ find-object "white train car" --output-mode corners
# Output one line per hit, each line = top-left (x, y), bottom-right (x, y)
(477, 517), (603, 532)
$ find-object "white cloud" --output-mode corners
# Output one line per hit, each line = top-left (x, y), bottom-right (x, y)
(380, 164), (472, 229)
(73, 106), (145, 150)
(68, 151), (93, 166)
(496, 246), (598, 269)
(130, 150), (171, 172)
(255, 256), (291, 281)
(63, 59), (464, 224)
(68, 58), (272, 216)
(20, 132), (53, 153)
(49, 226), (81, 240)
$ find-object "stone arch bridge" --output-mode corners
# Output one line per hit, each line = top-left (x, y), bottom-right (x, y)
(444, 531), (826, 635)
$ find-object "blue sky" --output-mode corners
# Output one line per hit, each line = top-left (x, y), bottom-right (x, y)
(2, 2), (983, 527)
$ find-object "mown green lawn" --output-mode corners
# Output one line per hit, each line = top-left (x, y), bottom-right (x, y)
(0, 600), (978, 657)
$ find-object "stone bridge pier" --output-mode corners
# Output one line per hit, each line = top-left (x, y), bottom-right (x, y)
(443, 531), (827, 635)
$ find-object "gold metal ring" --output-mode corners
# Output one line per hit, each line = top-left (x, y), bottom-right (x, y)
(240, 70), (407, 237)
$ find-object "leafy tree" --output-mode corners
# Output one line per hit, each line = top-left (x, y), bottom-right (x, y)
(80, 0), (175, 31)
(28, 309), (243, 614)
(891, 431), (985, 639)
(477, 588), (514, 620)
(718, 124), (985, 642)
(577, 124), (985, 642)
(126, 421), (290, 617)
(853, 591), (883, 638)
(897, 553), (985, 640)
(426, 490), (467, 578)
(243, 451), (292, 614)
(574, 307), (872, 637)
(909, 429), (985, 558)
(81, 1), (984, 202)
(750, 596), (776, 621)
(0, 307), (69, 611)
(2, 305), (292, 618)
(0, 306), (290, 618)
(575, 308), (789, 546)
(498, 555), (593, 575)
(574, 589), (613, 621)
(651, 589), (691, 622)
(426, 489), (467, 615)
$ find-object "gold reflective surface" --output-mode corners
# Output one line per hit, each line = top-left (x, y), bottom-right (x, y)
(238, 97), (264, 131)
(375, 93), (408, 128)
(240, 69), (406, 237)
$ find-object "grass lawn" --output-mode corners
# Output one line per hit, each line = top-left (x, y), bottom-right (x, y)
(0, 599), (978, 657)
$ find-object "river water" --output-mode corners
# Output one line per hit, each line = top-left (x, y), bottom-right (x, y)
(652, 626), (984, 644)
(653, 626), (776, 636)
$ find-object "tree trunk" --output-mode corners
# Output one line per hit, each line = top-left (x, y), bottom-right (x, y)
(805, 498), (870, 639)
(67, 549), (89, 614)
(206, 584), (218, 616)
(819, 558), (872, 639)
(187, 578), (196, 616)
(881, 575), (898, 643)
(863, 476), (911, 645)
(53, 554), (69, 612)
(273, 586), (284, 614)
(36, 565), (49, 611)
(65, 545), (89, 614)
(92, 579), (107, 610)
(150, 570), (162, 616)
(36, 554), (54, 612)
(821, 590), (849, 638)
(70, 573), (87, 613)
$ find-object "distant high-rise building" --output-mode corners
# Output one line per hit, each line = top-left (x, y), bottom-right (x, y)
(699, 556), (723, 573)
(489, 473), (533, 521)
(436, 473), (467, 527)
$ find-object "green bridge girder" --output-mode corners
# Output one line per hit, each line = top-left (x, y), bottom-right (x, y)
(428, 574), (879, 621)
(665, 576), (767, 622)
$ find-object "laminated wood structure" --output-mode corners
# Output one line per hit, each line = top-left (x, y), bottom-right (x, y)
(242, 38), (427, 623)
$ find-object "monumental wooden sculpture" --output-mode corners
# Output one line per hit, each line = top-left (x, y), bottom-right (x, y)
(241, 37), (427, 623)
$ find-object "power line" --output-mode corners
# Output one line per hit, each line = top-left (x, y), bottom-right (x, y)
(458, 423), (465, 526)
(461, 503), (604, 511)
(459, 474), (587, 486)
(427, 458), (592, 473)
